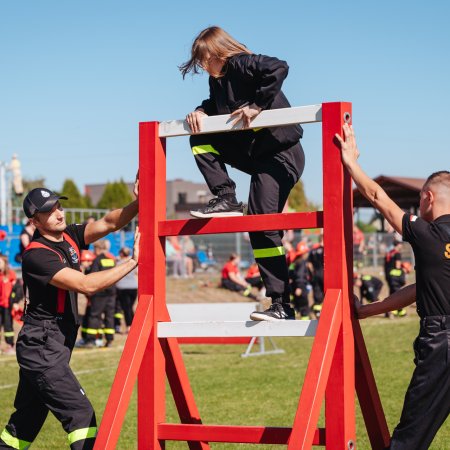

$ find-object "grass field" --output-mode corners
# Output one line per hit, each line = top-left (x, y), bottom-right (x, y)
(1, 314), (450, 449)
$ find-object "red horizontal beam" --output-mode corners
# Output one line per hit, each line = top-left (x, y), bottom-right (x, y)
(176, 337), (252, 345)
(158, 424), (325, 445)
(159, 211), (323, 237)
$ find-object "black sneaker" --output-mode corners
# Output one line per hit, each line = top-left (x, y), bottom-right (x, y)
(250, 303), (295, 321)
(190, 197), (244, 218)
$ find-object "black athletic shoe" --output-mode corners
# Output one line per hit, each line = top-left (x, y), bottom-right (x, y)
(250, 303), (295, 321)
(190, 197), (244, 218)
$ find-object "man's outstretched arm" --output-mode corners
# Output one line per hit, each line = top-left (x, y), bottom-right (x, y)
(84, 176), (139, 245)
(355, 283), (416, 319)
(335, 124), (405, 234)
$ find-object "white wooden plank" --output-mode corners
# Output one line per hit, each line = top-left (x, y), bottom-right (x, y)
(167, 302), (259, 322)
(157, 320), (318, 338)
(158, 104), (322, 137)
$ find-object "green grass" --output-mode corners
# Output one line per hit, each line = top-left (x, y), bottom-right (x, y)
(1, 316), (450, 449)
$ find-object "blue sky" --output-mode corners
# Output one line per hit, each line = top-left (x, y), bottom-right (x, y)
(1, 0), (449, 205)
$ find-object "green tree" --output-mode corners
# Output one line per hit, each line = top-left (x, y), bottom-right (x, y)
(288, 180), (320, 212)
(97, 179), (133, 209)
(60, 179), (86, 208)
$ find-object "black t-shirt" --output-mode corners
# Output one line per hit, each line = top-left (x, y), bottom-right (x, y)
(308, 246), (324, 272)
(22, 224), (88, 323)
(402, 213), (450, 318)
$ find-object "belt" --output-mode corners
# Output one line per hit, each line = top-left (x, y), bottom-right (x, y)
(421, 315), (450, 330)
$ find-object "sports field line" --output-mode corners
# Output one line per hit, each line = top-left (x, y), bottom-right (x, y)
(0, 366), (116, 390)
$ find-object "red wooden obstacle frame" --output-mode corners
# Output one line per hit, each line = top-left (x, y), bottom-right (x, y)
(94, 102), (391, 449)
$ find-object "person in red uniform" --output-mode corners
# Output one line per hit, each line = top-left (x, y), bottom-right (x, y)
(221, 254), (257, 300)
(0, 183), (139, 450)
(0, 256), (22, 355)
(181, 26), (304, 321)
(336, 123), (450, 450)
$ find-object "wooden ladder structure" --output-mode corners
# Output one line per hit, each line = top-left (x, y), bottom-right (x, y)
(93, 101), (391, 449)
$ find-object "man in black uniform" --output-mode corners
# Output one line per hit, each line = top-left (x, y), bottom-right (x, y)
(0, 185), (139, 450)
(384, 239), (407, 317)
(353, 273), (383, 304)
(336, 124), (450, 450)
(307, 236), (324, 318)
(83, 240), (116, 348)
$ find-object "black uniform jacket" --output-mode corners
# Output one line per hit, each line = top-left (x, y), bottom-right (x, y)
(197, 53), (303, 159)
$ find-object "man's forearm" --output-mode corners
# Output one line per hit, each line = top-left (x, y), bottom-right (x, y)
(358, 283), (416, 319)
(83, 259), (138, 295)
(104, 200), (138, 232)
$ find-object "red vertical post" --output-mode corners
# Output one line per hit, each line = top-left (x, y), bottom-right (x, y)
(322, 102), (356, 449)
(138, 122), (167, 449)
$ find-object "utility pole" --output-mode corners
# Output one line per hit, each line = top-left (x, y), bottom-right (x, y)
(0, 154), (23, 228)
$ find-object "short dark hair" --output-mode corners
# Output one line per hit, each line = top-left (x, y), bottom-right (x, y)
(423, 170), (450, 190)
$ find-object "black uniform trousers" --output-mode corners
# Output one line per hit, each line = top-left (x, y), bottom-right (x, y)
(117, 288), (137, 327)
(389, 316), (450, 450)
(85, 294), (115, 343)
(0, 306), (14, 346)
(190, 131), (305, 301)
(0, 318), (96, 450)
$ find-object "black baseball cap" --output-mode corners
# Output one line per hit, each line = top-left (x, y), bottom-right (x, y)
(23, 188), (68, 218)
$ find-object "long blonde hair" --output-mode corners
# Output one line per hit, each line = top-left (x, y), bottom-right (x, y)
(179, 26), (252, 78)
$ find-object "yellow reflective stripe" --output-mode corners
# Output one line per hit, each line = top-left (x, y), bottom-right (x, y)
(85, 328), (99, 335)
(389, 269), (403, 277)
(0, 428), (31, 449)
(253, 246), (286, 259)
(362, 275), (372, 281)
(4, 332), (15, 337)
(100, 259), (115, 267)
(67, 427), (97, 445)
(192, 145), (220, 156)
(103, 328), (115, 335)
(252, 127), (262, 132)
(312, 304), (322, 311)
(114, 313), (124, 319)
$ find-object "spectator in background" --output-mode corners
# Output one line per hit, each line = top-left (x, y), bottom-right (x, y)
(115, 247), (138, 333)
(354, 273), (383, 305)
(221, 254), (257, 300)
(308, 235), (324, 319)
(79, 240), (116, 348)
(384, 239), (407, 317)
(16, 220), (35, 263)
(353, 224), (365, 268)
(289, 242), (311, 320)
(0, 256), (23, 355)
(245, 263), (266, 299)
(180, 235), (197, 275)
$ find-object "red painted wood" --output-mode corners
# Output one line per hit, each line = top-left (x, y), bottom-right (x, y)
(163, 338), (210, 449)
(354, 320), (391, 449)
(288, 289), (342, 449)
(176, 337), (252, 345)
(322, 102), (356, 449)
(138, 122), (167, 449)
(93, 295), (154, 450)
(158, 424), (325, 445)
(159, 211), (323, 236)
